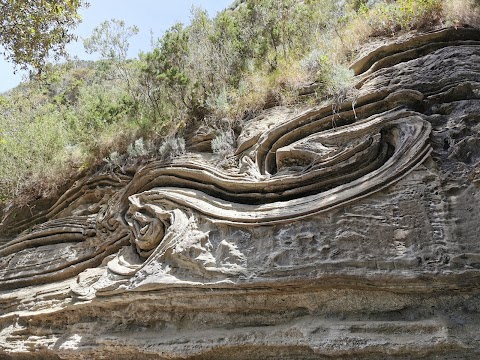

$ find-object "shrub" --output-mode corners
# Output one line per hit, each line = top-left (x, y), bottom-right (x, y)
(212, 130), (235, 155)
(3, 0), (480, 205)
(158, 136), (186, 160)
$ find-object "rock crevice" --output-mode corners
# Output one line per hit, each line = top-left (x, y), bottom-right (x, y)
(1, 27), (480, 359)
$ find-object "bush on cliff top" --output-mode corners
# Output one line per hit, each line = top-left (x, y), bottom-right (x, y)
(0, 0), (479, 204)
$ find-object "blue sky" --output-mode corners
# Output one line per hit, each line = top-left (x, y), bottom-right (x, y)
(0, 0), (232, 93)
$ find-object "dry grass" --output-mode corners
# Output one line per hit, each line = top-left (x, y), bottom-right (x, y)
(2, 0), (480, 206)
(206, 0), (480, 129)
(443, 0), (480, 27)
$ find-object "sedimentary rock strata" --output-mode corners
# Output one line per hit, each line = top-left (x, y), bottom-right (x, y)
(1, 27), (480, 359)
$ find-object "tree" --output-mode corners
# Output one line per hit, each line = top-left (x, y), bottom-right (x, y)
(83, 19), (140, 99)
(139, 23), (195, 121)
(83, 19), (139, 62)
(83, 19), (139, 98)
(0, 0), (87, 71)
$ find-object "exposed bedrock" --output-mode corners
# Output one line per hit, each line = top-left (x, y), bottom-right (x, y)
(1, 27), (480, 359)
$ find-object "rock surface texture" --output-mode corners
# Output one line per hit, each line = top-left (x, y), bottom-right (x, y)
(1, 27), (480, 359)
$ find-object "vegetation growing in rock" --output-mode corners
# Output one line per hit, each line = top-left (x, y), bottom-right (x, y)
(0, 0), (479, 203)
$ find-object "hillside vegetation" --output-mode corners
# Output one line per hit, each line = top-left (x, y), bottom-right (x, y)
(1, 0), (479, 204)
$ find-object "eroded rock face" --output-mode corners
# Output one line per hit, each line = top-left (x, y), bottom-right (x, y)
(1, 27), (480, 359)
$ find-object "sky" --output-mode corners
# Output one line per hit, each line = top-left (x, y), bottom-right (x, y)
(0, 0), (232, 93)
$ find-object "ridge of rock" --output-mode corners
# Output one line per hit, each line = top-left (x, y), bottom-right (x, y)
(1, 27), (480, 359)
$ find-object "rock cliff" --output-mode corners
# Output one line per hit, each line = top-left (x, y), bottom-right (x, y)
(1, 26), (480, 359)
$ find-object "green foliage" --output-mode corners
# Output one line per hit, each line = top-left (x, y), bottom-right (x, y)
(139, 23), (193, 124)
(0, 59), (141, 201)
(362, 0), (444, 35)
(211, 130), (235, 155)
(2, 0), (480, 204)
(84, 19), (139, 61)
(84, 19), (140, 105)
(158, 136), (186, 161)
(0, 94), (71, 200)
(0, 0), (87, 70)
(138, 0), (346, 123)
(211, 129), (236, 168)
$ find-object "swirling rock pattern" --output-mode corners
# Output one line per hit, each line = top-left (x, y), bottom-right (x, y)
(1, 27), (480, 359)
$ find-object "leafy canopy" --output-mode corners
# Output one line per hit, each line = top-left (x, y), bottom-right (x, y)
(83, 19), (139, 62)
(0, 0), (88, 70)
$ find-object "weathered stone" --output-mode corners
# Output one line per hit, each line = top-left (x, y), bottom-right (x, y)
(1, 27), (480, 359)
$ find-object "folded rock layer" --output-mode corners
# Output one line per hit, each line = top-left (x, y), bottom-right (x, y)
(1, 27), (480, 359)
